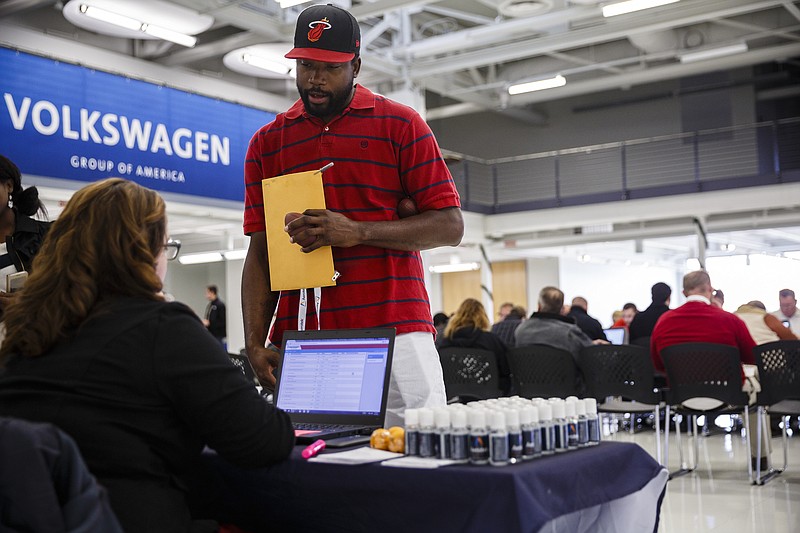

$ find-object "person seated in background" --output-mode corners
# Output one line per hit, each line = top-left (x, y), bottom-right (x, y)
(629, 282), (671, 343)
(712, 288), (725, 309)
(650, 270), (768, 470)
(433, 312), (450, 339)
(437, 298), (511, 394)
(491, 305), (527, 347)
(496, 301), (514, 322)
(735, 300), (797, 344)
(0, 178), (295, 533)
(612, 302), (638, 328)
(515, 287), (607, 362)
(567, 296), (608, 341)
(0, 154), (51, 320)
(771, 289), (800, 332)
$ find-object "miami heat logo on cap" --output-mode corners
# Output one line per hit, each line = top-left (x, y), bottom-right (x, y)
(307, 17), (332, 42)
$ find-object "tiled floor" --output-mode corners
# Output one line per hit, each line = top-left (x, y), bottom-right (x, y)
(603, 418), (800, 532)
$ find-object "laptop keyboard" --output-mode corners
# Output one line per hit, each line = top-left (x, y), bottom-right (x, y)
(293, 423), (361, 431)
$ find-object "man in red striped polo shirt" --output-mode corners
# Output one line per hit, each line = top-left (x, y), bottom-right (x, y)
(241, 4), (464, 427)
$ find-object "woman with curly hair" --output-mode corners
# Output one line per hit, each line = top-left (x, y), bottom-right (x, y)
(0, 178), (294, 532)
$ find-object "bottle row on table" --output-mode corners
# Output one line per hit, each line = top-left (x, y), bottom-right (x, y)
(404, 396), (601, 466)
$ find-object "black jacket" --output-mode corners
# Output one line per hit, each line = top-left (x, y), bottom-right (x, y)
(629, 303), (670, 342)
(4, 211), (51, 273)
(205, 297), (227, 339)
(437, 326), (511, 394)
(567, 306), (607, 341)
(0, 297), (294, 532)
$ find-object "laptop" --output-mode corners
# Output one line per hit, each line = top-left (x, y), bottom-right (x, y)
(274, 328), (396, 444)
(603, 327), (628, 345)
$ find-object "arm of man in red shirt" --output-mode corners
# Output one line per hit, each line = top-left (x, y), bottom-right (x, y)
(285, 207), (464, 253)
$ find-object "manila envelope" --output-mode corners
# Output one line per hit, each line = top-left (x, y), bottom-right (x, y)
(262, 170), (336, 291)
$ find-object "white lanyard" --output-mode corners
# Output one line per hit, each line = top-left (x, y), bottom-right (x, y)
(298, 287), (322, 331)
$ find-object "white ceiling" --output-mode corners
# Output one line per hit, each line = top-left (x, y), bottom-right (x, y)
(3, 0), (800, 265)
(4, 0), (800, 118)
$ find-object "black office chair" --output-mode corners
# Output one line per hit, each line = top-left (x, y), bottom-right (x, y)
(506, 345), (580, 399)
(438, 347), (504, 403)
(660, 342), (752, 480)
(753, 340), (800, 485)
(630, 336), (651, 349)
(629, 335), (667, 389)
(229, 352), (257, 384)
(0, 417), (123, 532)
(579, 344), (663, 463)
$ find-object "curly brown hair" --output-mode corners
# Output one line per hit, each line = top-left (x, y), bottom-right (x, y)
(1, 178), (166, 361)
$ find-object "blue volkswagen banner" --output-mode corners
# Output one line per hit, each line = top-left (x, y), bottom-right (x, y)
(1, 47), (275, 203)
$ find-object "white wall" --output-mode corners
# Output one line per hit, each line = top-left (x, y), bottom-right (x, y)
(706, 254), (800, 313)
(225, 259), (245, 353)
(525, 257), (560, 315)
(558, 258), (678, 329)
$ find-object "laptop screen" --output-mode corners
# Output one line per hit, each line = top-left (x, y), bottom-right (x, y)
(275, 331), (393, 417)
(603, 327), (627, 345)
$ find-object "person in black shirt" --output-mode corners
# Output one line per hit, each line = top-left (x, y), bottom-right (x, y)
(0, 154), (51, 319)
(567, 297), (607, 341)
(0, 178), (294, 532)
(629, 282), (672, 343)
(203, 284), (227, 345)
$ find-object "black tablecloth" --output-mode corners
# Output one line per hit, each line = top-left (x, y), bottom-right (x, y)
(196, 441), (665, 533)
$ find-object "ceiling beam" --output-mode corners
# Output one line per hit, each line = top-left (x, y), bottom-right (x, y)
(407, 0), (790, 78)
(156, 31), (276, 67)
(508, 41), (800, 105)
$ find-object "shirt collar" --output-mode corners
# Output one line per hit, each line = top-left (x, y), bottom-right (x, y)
(284, 84), (375, 121)
(685, 294), (711, 305)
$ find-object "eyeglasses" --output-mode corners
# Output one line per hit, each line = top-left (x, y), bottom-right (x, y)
(164, 239), (181, 261)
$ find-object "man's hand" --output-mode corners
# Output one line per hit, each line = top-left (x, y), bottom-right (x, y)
(592, 339), (610, 345)
(285, 209), (362, 253)
(248, 344), (280, 390)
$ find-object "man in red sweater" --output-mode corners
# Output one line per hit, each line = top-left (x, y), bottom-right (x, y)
(651, 270), (767, 467)
(651, 271), (755, 373)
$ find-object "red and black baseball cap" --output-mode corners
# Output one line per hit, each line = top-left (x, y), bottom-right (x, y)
(285, 4), (361, 63)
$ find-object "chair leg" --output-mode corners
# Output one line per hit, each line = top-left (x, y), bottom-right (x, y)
(654, 405), (662, 465)
(669, 412), (698, 479)
(690, 415), (699, 471)
(753, 410), (787, 486)
(664, 405), (670, 472)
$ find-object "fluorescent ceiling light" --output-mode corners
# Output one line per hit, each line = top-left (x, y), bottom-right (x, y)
(508, 75), (566, 95)
(80, 4), (140, 30)
(279, 0), (311, 7)
(679, 43), (748, 64)
(428, 262), (480, 274)
(223, 249), (248, 261)
(142, 23), (197, 47)
(178, 252), (224, 265)
(223, 44), (295, 79)
(77, 2), (197, 47)
(602, 0), (679, 18)
(242, 54), (291, 75)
